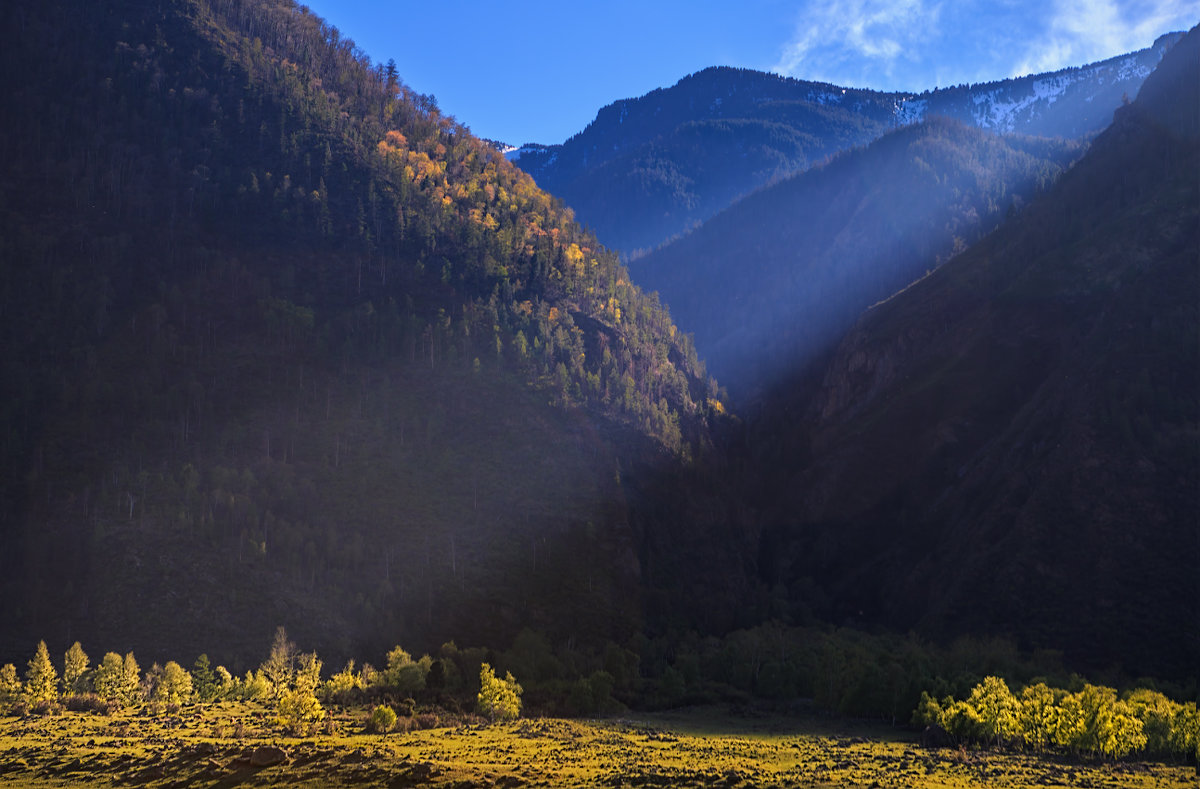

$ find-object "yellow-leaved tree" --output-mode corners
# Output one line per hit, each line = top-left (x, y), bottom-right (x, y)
(476, 663), (521, 722)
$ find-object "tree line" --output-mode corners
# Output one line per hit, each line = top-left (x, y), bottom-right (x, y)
(0, 628), (522, 735)
(3, 625), (1196, 768)
(914, 676), (1199, 762)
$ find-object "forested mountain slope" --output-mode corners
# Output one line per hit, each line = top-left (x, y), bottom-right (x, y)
(513, 68), (894, 256)
(513, 38), (1177, 254)
(751, 26), (1200, 680)
(0, 0), (726, 668)
(635, 119), (1080, 398)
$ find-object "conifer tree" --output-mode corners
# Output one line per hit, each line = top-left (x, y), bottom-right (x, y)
(63, 642), (90, 696)
(0, 664), (21, 710)
(122, 652), (142, 704)
(192, 654), (217, 702)
(23, 640), (58, 705)
(93, 653), (126, 701)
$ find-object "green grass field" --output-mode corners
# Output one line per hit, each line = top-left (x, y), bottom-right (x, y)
(1, 704), (1194, 787)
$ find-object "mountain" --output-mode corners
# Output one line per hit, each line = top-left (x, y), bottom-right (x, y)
(513, 68), (895, 255)
(513, 38), (1179, 255)
(0, 0), (722, 667)
(634, 119), (1081, 398)
(750, 26), (1200, 680)
(891, 33), (1182, 136)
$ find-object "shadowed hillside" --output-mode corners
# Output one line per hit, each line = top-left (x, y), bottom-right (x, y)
(0, 0), (726, 668)
(635, 119), (1080, 399)
(751, 26), (1200, 680)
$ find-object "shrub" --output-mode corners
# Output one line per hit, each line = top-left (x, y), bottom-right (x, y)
(278, 687), (325, 733)
(322, 661), (365, 704)
(30, 699), (60, 716)
(366, 704), (397, 734)
(64, 693), (119, 715)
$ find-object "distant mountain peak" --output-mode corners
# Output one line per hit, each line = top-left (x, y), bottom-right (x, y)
(894, 31), (1186, 133)
(510, 35), (1176, 255)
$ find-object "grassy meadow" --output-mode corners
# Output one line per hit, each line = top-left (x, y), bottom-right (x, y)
(1, 703), (1195, 788)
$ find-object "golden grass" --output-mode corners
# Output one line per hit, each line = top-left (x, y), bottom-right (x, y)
(0, 703), (1194, 787)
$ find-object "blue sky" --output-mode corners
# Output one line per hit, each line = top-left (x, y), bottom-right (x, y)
(302, 0), (1197, 145)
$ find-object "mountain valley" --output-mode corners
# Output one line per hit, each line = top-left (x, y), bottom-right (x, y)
(0, 0), (1195, 759)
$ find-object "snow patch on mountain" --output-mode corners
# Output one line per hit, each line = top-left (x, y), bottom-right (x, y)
(970, 78), (1071, 131)
(895, 98), (927, 125)
(966, 52), (1151, 132)
(807, 88), (846, 106)
(1117, 56), (1153, 82)
(506, 144), (553, 163)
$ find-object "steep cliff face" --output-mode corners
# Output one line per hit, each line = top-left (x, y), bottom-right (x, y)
(755, 27), (1200, 679)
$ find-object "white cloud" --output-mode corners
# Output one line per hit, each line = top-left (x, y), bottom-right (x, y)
(773, 0), (944, 87)
(1012, 0), (1199, 76)
(773, 0), (1198, 91)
